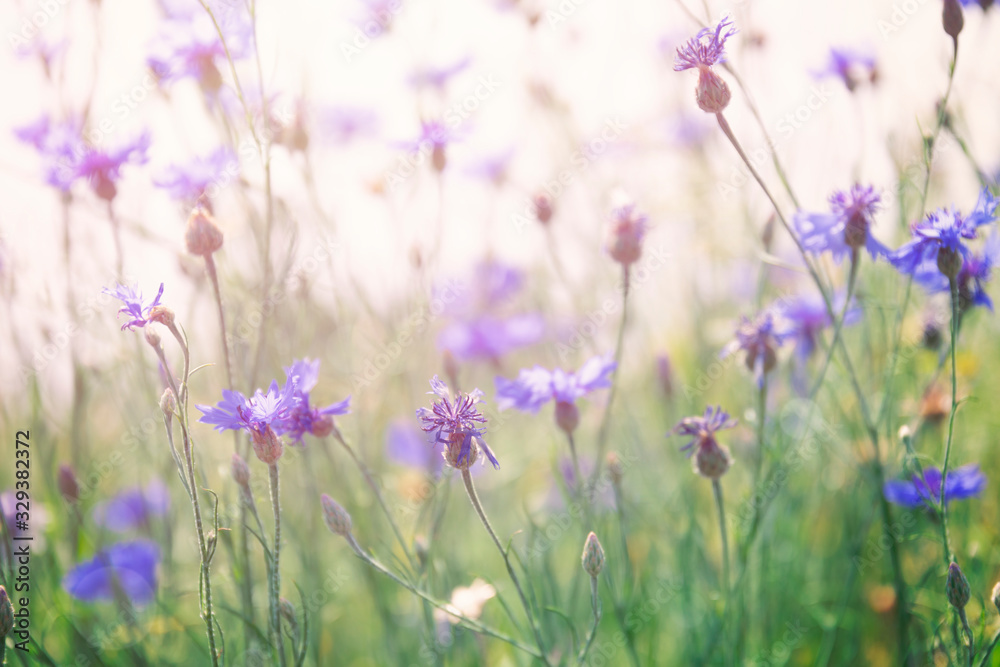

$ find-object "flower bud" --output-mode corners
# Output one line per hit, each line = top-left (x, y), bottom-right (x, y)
(0, 586), (12, 638)
(943, 0), (964, 39)
(946, 561), (971, 610)
(321, 494), (353, 537)
(144, 326), (161, 348)
(58, 464), (80, 504)
(695, 438), (733, 479)
(554, 400), (580, 434)
(656, 354), (674, 398)
(231, 453), (251, 488)
(533, 193), (553, 225)
(936, 247), (963, 280)
(251, 426), (284, 465)
(992, 582), (1000, 613)
(581, 532), (605, 578)
(444, 432), (479, 470)
(695, 67), (731, 114)
(279, 598), (298, 633)
(160, 388), (177, 417)
(607, 205), (647, 267)
(606, 451), (623, 487)
(148, 305), (176, 328)
(185, 207), (224, 257)
(311, 415), (334, 439)
(432, 145), (447, 172)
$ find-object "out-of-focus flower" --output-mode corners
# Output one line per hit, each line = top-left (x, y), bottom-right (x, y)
(581, 532), (605, 577)
(416, 376), (498, 470)
(386, 419), (444, 473)
(439, 315), (544, 363)
(722, 311), (788, 386)
(321, 494), (353, 537)
(316, 105), (379, 145)
(812, 47), (877, 91)
(883, 464), (985, 507)
(464, 150), (513, 186)
(913, 232), (999, 311)
(154, 148), (235, 205)
(794, 184), (889, 263)
(775, 293), (861, 361)
(606, 204), (648, 267)
(61, 132), (151, 201)
(656, 354), (674, 398)
(672, 406), (737, 479)
(103, 283), (165, 331)
(408, 56), (471, 90)
(946, 562), (971, 610)
(533, 193), (553, 224)
(185, 207), (225, 256)
(891, 189), (999, 280)
(433, 578), (496, 625)
(92, 481), (171, 532)
(673, 17), (737, 114)
(62, 540), (160, 605)
(398, 120), (458, 172)
(276, 359), (351, 444)
(59, 464), (80, 504)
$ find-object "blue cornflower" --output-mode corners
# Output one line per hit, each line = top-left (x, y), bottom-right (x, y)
(92, 481), (170, 533)
(913, 231), (999, 310)
(103, 283), (165, 331)
(794, 184), (889, 263)
(776, 293), (861, 361)
(891, 188), (1000, 279)
(63, 540), (160, 605)
(197, 380), (296, 435)
(416, 376), (498, 470)
(722, 311), (788, 386)
(276, 358), (351, 444)
(883, 464), (986, 508)
(672, 406), (738, 479)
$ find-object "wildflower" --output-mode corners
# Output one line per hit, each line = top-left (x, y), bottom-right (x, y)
(185, 206), (225, 256)
(320, 494), (353, 537)
(433, 578), (496, 625)
(913, 231), (999, 311)
(58, 464), (80, 504)
(943, 0), (965, 38)
(385, 419), (444, 473)
(673, 17), (738, 114)
(416, 376), (499, 470)
(276, 359), (351, 444)
(92, 481), (170, 532)
(812, 47), (877, 91)
(581, 532), (605, 577)
(197, 380), (299, 463)
(722, 311), (788, 386)
(61, 132), (151, 201)
(776, 293), (861, 361)
(154, 148), (235, 206)
(794, 185), (889, 263)
(465, 150), (513, 186)
(398, 120), (457, 172)
(13, 114), (83, 191)
(494, 354), (617, 434)
(62, 540), (160, 605)
(316, 105), (379, 145)
(0, 587), (11, 638)
(946, 562), (971, 610)
(606, 204), (648, 267)
(408, 56), (471, 90)
(103, 283), (166, 331)
(672, 406), (738, 479)
(891, 188), (999, 280)
(883, 464), (986, 507)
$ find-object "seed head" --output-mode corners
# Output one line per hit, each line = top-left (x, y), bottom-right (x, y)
(321, 494), (353, 537)
(946, 562), (971, 610)
(581, 532), (605, 578)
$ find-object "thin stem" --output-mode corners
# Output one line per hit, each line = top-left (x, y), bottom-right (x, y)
(591, 265), (630, 486)
(461, 470), (551, 666)
(959, 608), (974, 667)
(977, 627), (1000, 667)
(268, 463), (287, 667)
(107, 201), (124, 278)
(577, 576), (601, 664)
(939, 279), (960, 567)
(713, 479), (732, 667)
(566, 431), (584, 500)
(753, 378), (767, 487)
(341, 533), (544, 659)
(203, 254), (235, 397)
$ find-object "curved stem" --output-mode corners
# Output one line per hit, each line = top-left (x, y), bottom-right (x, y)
(268, 463), (287, 667)
(461, 470), (551, 666)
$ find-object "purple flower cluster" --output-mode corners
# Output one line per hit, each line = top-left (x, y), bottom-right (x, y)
(416, 377), (498, 470)
(776, 293), (861, 361)
(812, 47), (877, 91)
(883, 464), (986, 508)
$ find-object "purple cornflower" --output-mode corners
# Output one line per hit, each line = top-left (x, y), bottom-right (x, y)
(776, 293), (861, 361)
(794, 184), (889, 263)
(103, 283), (165, 331)
(891, 189), (1000, 280)
(398, 120), (459, 172)
(197, 379), (299, 464)
(439, 314), (544, 363)
(672, 406), (738, 479)
(154, 148), (235, 205)
(416, 376), (498, 470)
(408, 57), (472, 90)
(61, 132), (151, 201)
(386, 419), (444, 473)
(913, 232), (999, 310)
(673, 17), (737, 114)
(494, 354), (616, 433)
(63, 540), (160, 605)
(883, 464), (986, 508)
(14, 114), (83, 192)
(92, 481), (171, 532)
(722, 311), (788, 386)
(276, 358), (351, 444)
(316, 105), (379, 145)
(812, 47), (877, 91)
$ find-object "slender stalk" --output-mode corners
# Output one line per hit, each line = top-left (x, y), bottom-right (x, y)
(713, 479), (732, 666)
(591, 265), (630, 485)
(566, 431), (584, 500)
(937, 279), (961, 569)
(753, 378), (767, 487)
(461, 470), (551, 666)
(268, 463), (287, 667)
(203, 254), (235, 401)
(107, 201), (124, 278)
(977, 627), (1000, 667)
(959, 608), (974, 667)
(578, 576), (601, 664)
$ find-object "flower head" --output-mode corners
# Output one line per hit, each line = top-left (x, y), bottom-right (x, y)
(408, 56), (471, 90)
(154, 147), (235, 205)
(722, 311), (788, 385)
(883, 464), (986, 508)
(606, 204), (648, 266)
(776, 293), (861, 361)
(672, 406), (738, 479)
(14, 114), (83, 191)
(386, 419), (444, 473)
(812, 47), (877, 91)
(416, 376), (498, 470)
(103, 283), (165, 331)
(275, 358), (351, 444)
(913, 231), (999, 311)
(92, 481), (171, 532)
(674, 18), (737, 113)
(891, 189), (999, 279)
(62, 540), (160, 605)
(794, 184), (888, 263)
(64, 132), (151, 201)
(196, 381), (299, 461)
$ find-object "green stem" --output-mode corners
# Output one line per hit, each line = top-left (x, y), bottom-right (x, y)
(461, 470), (551, 666)
(268, 463), (287, 667)
(977, 627), (1000, 667)
(591, 265), (630, 487)
(713, 479), (732, 667)
(577, 577), (601, 664)
(960, 608), (974, 667)
(939, 279), (960, 567)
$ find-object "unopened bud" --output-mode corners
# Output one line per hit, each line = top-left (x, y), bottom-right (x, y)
(58, 464), (80, 504)
(321, 494), (353, 537)
(311, 415), (334, 439)
(148, 305), (175, 328)
(943, 0), (964, 40)
(607, 205), (647, 267)
(581, 532), (605, 578)
(606, 451), (623, 487)
(555, 400), (580, 434)
(144, 326), (161, 348)
(432, 145), (447, 172)
(0, 586), (12, 638)
(160, 388), (177, 417)
(185, 207), (224, 256)
(937, 247), (963, 280)
(251, 427), (284, 465)
(946, 561), (971, 610)
(279, 598), (298, 632)
(533, 193), (553, 225)
(695, 439), (733, 479)
(231, 453), (251, 488)
(695, 67), (731, 114)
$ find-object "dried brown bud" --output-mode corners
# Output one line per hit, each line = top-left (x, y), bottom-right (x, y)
(185, 207), (224, 256)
